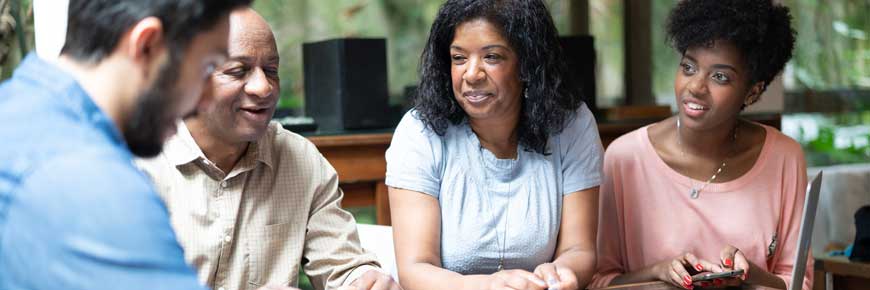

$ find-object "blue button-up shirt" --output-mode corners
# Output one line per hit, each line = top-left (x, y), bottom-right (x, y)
(0, 54), (206, 290)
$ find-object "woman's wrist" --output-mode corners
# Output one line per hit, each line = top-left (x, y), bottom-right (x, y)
(610, 260), (668, 286)
(743, 261), (787, 289)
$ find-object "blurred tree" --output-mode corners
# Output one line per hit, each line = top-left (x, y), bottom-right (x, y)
(784, 0), (868, 91)
(651, 0), (679, 106)
(0, 0), (33, 80)
(589, 0), (625, 107)
(1, 0), (14, 74)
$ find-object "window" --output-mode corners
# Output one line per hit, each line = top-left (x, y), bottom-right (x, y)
(588, 0), (625, 107)
(780, 0), (869, 166)
(783, 0), (868, 92)
(651, 0), (680, 108)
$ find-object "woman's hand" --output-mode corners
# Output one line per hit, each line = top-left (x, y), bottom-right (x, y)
(652, 253), (723, 289)
(338, 269), (403, 290)
(714, 245), (750, 287)
(533, 263), (579, 290)
(487, 269), (548, 290)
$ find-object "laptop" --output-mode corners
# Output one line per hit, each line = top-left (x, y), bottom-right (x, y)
(789, 171), (823, 290)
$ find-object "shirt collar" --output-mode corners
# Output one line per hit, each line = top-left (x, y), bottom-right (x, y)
(164, 121), (276, 170)
(253, 123), (276, 169)
(164, 121), (204, 167)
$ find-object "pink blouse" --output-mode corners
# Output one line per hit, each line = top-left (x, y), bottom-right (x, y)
(591, 124), (813, 290)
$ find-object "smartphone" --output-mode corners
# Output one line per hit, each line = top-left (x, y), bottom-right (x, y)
(691, 269), (744, 282)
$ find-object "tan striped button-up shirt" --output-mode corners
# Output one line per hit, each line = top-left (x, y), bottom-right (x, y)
(136, 121), (378, 290)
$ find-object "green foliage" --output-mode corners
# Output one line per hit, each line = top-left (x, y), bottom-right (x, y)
(589, 0), (625, 105)
(791, 111), (870, 166)
(805, 127), (870, 166)
(1, 0), (34, 80)
(785, 0), (869, 91)
(651, 0), (679, 104)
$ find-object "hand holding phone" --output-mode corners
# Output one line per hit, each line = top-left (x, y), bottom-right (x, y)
(691, 269), (744, 282)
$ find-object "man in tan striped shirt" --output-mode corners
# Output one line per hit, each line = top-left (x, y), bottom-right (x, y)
(136, 8), (400, 290)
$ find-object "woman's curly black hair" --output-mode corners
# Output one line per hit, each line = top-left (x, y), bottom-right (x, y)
(414, 0), (584, 155)
(666, 0), (797, 92)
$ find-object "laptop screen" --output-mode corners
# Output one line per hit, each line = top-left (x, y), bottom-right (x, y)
(789, 171), (823, 290)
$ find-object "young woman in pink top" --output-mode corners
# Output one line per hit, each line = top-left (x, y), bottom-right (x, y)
(592, 0), (811, 289)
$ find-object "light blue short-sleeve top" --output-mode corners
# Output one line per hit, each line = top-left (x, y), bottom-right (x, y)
(385, 103), (603, 274)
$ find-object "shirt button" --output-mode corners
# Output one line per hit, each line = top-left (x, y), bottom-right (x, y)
(223, 235), (232, 243)
(220, 181), (227, 188)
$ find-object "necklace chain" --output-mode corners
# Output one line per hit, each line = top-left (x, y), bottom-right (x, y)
(676, 118), (738, 199)
(479, 144), (515, 271)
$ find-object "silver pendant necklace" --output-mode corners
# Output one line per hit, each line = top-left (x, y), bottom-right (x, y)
(478, 144), (515, 272)
(676, 118), (737, 199)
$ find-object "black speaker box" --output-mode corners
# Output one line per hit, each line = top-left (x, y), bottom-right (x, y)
(303, 38), (391, 131)
(559, 35), (598, 117)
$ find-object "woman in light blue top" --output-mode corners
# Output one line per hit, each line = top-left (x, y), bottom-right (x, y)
(385, 1), (603, 289)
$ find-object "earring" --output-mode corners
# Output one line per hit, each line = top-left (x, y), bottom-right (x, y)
(524, 88), (529, 99)
(741, 96), (756, 110)
(745, 97), (757, 106)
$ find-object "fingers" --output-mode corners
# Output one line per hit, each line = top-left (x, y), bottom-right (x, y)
(682, 253), (704, 273)
(733, 250), (750, 281)
(681, 253), (722, 274)
(554, 266), (579, 290)
(495, 270), (547, 290)
(534, 263), (561, 288)
(720, 245), (750, 282)
(719, 245), (738, 270)
(670, 259), (694, 289)
(515, 270), (548, 289)
(667, 267), (691, 289)
(369, 276), (392, 290)
(697, 258), (724, 273)
(351, 270), (378, 290)
(352, 270), (401, 290)
(503, 274), (540, 290)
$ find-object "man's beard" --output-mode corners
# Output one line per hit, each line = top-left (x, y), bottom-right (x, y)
(123, 55), (184, 158)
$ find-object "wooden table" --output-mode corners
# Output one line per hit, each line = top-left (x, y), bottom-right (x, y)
(308, 132), (394, 225)
(307, 114), (781, 225)
(813, 256), (870, 290)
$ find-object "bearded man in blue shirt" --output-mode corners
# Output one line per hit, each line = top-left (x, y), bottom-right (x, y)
(0, 1), (295, 290)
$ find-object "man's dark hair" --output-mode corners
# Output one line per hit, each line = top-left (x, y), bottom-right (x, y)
(414, 0), (584, 155)
(61, 0), (253, 63)
(666, 0), (796, 92)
